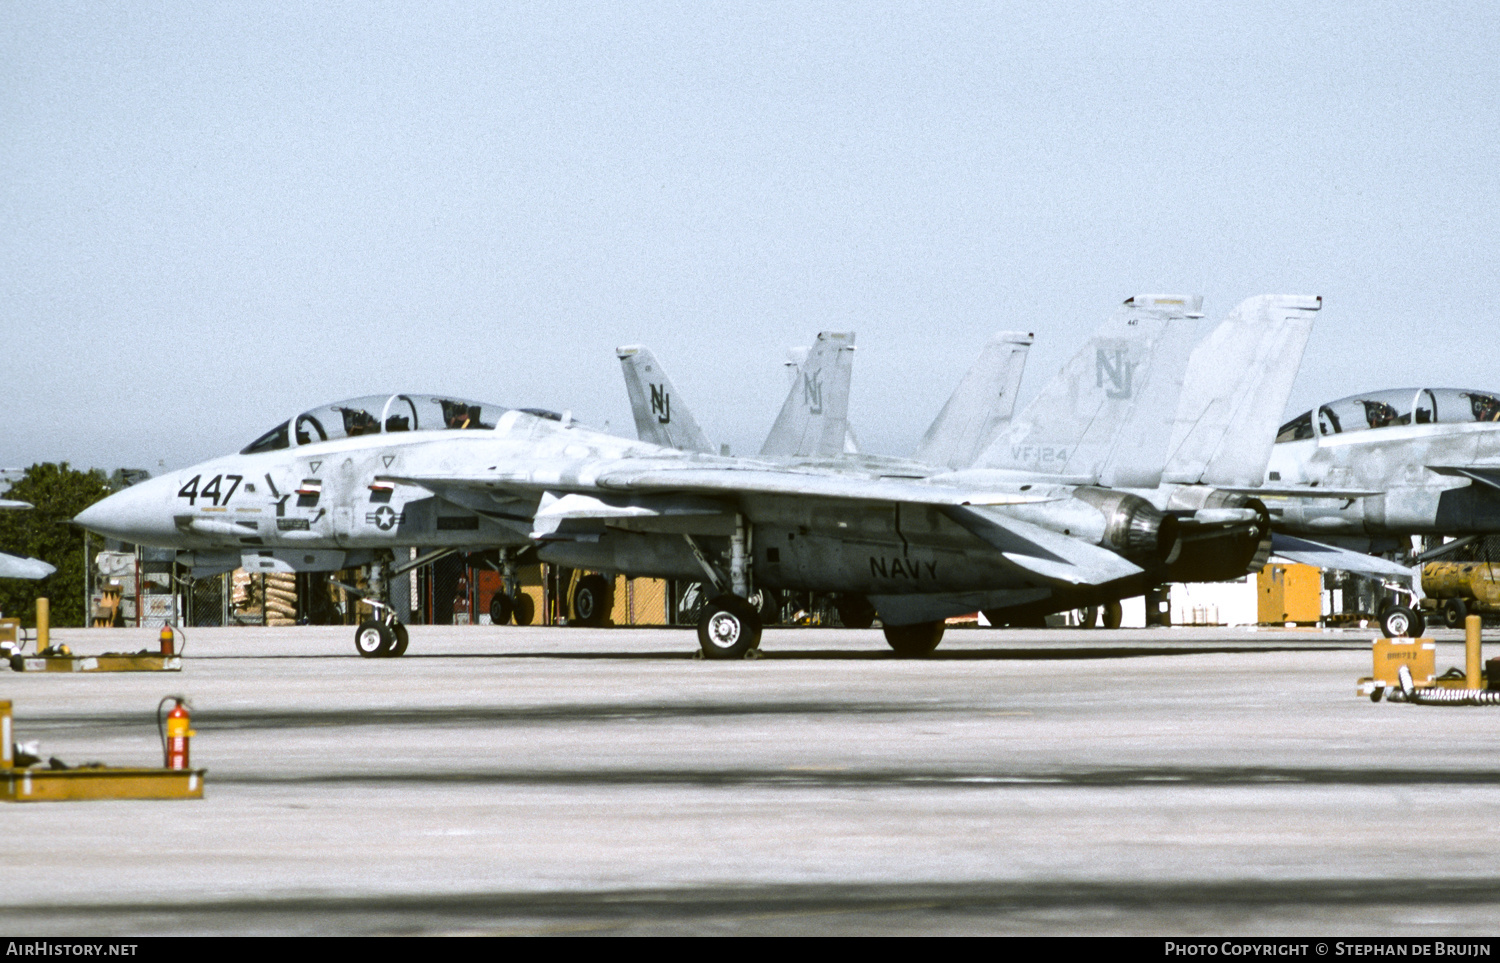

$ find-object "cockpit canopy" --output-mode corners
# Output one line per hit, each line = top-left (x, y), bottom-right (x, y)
(241, 394), (507, 455)
(1276, 388), (1500, 443)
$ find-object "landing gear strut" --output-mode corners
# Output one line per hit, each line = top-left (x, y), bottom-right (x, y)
(686, 516), (764, 660)
(344, 554), (411, 659)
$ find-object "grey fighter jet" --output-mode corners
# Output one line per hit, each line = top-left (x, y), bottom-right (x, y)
(1266, 387), (1500, 542)
(614, 293), (1293, 628)
(1252, 386), (1500, 632)
(619, 294), (1320, 626)
(0, 500), (56, 580)
(78, 294), (1260, 659)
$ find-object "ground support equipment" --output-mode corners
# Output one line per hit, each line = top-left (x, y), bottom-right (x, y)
(0, 700), (205, 802)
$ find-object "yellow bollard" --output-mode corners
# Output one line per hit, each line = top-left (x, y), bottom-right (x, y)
(36, 598), (49, 653)
(1467, 614), (1483, 689)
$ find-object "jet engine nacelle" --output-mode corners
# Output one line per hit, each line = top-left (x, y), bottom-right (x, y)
(1001, 487), (1181, 566)
(1070, 487), (1182, 565)
(1162, 485), (1271, 581)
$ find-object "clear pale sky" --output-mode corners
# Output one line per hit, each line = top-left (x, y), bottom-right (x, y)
(4, 2), (1498, 473)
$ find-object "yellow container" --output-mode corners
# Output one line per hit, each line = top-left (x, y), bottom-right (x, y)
(1258, 563), (1322, 624)
(1421, 562), (1500, 607)
(1372, 637), (1436, 686)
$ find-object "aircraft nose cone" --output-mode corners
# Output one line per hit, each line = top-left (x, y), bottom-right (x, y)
(74, 480), (177, 546)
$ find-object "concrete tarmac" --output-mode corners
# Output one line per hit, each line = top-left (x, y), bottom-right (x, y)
(3, 623), (1499, 936)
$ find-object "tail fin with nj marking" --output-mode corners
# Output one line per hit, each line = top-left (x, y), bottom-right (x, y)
(914, 331), (1033, 470)
(759, 331), (856, 458)
(971, 295), (1200, 487)
(1162, 295), (1321, 487)
(616, 345), (716, 453)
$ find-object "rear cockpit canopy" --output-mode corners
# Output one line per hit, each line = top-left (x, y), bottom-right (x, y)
(1276, 388), (1500, 443)
(241, 394), (507, 454)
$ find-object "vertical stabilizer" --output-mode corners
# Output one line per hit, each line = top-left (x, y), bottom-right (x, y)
(914, 331), (1033, 469)
(616, 345), (716, 453)
(760, 331), (856, 458)
(1162, 295), (1321, 487)
(973, 295), (1201, 487)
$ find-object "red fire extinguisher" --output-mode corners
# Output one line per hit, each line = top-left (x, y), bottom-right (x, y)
(158, 697), (194, 770)
(159, 625), (175, 657)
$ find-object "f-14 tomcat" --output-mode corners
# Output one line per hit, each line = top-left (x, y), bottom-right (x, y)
(1252, 385), (1500, 635)
(75, 294), (1296, 659)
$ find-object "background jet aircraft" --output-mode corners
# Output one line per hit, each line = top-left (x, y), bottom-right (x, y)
(1252, 385), (1500, 633)
(1267, 386), (1500, 543)
(0, 500), (57, 580)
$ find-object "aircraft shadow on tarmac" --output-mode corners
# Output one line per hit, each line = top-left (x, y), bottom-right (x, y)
(395, 642), (1364, 661)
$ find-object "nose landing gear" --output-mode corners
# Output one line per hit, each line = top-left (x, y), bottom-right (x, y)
(342, 556), (412, 659)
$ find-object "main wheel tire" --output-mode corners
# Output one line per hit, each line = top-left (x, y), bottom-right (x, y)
(1443, 598), (1469, 629)
(355, 620), (394, 658)
(489, 592), (513, 626)
(389, 622), (410, 657)
(883, 620), (945, 658)
(697, 595), (763, 659)
(1381, 605), (1424, 638)
(835, 594), (877, 629)
(572, 574), (612, 626)
(750, 588), (781, 624)
(1078, 606), (1100, 629)
(1102, 600), (1124, 629)
(512, 592), (535, 626)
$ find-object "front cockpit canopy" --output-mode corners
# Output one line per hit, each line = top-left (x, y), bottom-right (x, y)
(241, 394), (506, 455)
(1276, 388), (1500, 443)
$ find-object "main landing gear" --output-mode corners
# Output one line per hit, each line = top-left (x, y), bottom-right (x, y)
(686, 518), (768, 661)
(698, 594), (762, 660)
(882, 620), (945, 658)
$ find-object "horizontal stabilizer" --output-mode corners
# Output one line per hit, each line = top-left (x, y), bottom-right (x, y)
(616, 345), (716, 453)
(1270, 533), (1414, 579)
(943, 505), (1143, 586)
(0, 500), (35, 510)
(0, 552), (55, 580)
(1163, 295), (1321, 487)
(915, 331), (1033, 470)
